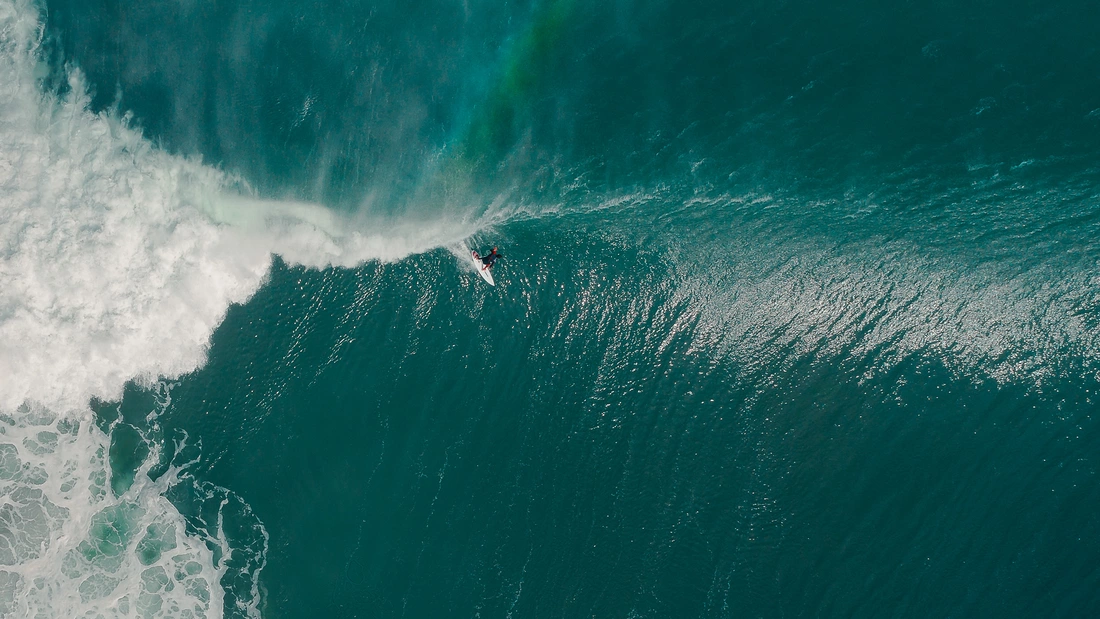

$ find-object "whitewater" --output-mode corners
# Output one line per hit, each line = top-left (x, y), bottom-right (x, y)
(0, 1), (479, 614)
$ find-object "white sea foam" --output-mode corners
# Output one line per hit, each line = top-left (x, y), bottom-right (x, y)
(0, 0), (470, 615)
(0, 1), (259, 615)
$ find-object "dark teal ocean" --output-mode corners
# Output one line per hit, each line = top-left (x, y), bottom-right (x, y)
(2, 0), (1100, 616)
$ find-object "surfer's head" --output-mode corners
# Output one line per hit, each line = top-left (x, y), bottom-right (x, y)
(492, 247), (498, 253)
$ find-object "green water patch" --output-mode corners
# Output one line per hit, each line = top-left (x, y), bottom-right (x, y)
(108, 424), (149, 496)
(136, 522), (179, 566)
(458, 0), (576, 167)
(78, 503), (146, 564)
(93, 387), (162, 496)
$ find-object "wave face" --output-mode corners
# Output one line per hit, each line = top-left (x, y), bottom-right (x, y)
(6, 0), (1100, 616)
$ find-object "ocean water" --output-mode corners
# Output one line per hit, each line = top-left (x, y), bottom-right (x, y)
(3, 0), (1100, 616)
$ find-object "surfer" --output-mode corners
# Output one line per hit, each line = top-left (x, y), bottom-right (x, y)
(479, 247), (503, 270)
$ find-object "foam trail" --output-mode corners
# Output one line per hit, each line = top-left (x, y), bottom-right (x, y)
(0, 0), (465, 615)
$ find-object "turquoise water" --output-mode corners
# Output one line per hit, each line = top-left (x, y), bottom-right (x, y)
(3, 0), (1100, 616)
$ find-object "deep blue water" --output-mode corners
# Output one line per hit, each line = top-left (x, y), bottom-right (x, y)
(5, 0), (1100, 616)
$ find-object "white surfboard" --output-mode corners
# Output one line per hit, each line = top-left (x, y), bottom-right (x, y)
(471, 251), (495, 286)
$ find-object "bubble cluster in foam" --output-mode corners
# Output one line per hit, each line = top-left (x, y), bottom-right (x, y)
(0, 401), (248, 619)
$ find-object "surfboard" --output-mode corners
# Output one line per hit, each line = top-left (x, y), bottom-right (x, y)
(471, 251), (495, 286)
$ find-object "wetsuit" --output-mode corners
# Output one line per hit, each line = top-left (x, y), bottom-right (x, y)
(481, 251), (503, 268)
